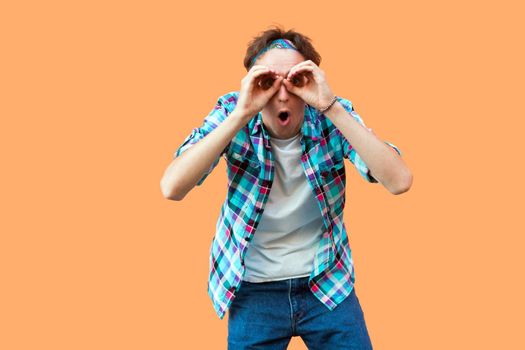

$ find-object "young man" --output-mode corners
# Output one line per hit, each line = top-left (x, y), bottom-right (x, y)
(161, 26), (412, 349)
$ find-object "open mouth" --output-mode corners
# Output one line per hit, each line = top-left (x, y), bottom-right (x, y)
(277, 111), (291, 126)
(278, 111), (291, 126)
(278, 111), (289, 121)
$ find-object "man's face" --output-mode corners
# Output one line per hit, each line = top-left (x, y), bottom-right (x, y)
(253, 49), (306, 140)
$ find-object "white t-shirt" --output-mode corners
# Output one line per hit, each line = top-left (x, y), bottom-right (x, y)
(242, 132), (324, 282)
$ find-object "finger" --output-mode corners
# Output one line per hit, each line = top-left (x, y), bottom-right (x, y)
(244, 67), (270, 86)
(282, 77), (296, 91)
(248, 66), (276, 80)
(270, 75), (283, 89)
(258, 74), (282, 91)
(251, 68), (270, 78)
(288, 73), (313, 87)
(250, 65), (281, 76)
(252, 70), (275, 89)
(287, 65), (315, 79)
(288, 64), (321, 81)
(282, 78), (303, 98)
(260, 76), (283, 96)
(287, 71), (312, 87)
(288, 67), (320, 85)
(287, 60), (316, 77)
(252, 68), (280, 80)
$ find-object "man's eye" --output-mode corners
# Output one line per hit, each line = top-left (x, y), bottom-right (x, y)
(291, 75), (305, 87)
(259, 77), (275, 90)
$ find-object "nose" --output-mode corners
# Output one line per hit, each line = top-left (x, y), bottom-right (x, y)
(277, 81), (289, 102)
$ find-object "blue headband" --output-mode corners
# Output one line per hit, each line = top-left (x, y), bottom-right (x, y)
(250, 38), (298, 68)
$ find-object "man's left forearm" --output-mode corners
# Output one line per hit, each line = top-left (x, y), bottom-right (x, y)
(325, 101), (413, 194)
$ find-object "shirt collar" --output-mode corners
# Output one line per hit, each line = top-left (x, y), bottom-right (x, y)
(248, 105), (321, 146)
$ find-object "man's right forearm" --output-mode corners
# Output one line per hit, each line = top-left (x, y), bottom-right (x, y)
(160, 108), (250, 200)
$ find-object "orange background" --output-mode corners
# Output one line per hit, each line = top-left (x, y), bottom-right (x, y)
(1, 0), (524, 349)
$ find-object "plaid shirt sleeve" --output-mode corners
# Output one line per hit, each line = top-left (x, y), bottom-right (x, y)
(173, 96), (232, 186)
(336, 97), (403, 183)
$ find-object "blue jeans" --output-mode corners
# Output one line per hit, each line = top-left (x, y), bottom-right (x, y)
(227, 276), (373, 349)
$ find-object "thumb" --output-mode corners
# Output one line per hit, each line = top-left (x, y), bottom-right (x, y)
(273, 75), (284, 88)
(266, 76), (283, 95)
(282, 78), (295, 92)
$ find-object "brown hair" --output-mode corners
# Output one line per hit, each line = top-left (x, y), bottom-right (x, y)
(243, 25), (322, 71)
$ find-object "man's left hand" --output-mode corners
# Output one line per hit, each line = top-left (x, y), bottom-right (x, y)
(282, 60), (335, 110)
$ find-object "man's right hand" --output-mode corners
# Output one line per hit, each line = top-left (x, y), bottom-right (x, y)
(162, 66), (282, 200)
(235, 65), (283, 121)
